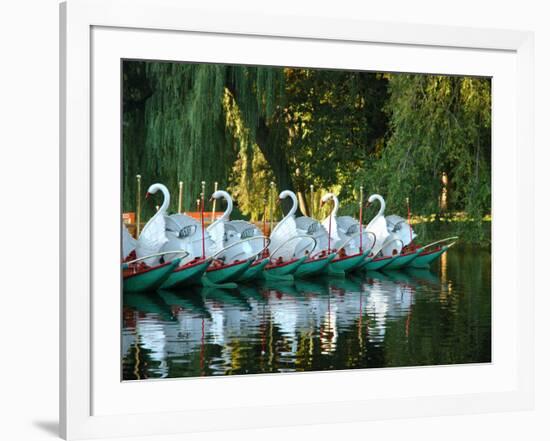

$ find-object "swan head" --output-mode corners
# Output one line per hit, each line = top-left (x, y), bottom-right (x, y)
(211, 190), (232, 201)
(278, 190), (296, 201)
(320, 193), (336, 206)
(367, 193), (384, 205)
(145, 183), (168, 198)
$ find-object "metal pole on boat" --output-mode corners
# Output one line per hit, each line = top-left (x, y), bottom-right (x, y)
(178, 181), (183, 213)
(310, 184), (314, 218)
(327, 198), (332, 252)
(263, 198), (267, 249)
(269, 181), (275, 234)
(135, 174), (142, 237)
(212, 181), (218, 221)
(407, 197), (413, 245)
(201, 181), (206, 259)
(359, 185), (364, 252)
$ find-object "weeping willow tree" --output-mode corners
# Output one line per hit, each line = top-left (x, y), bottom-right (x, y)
(358, 74), (491, 238)
(122, 61), (287, 218)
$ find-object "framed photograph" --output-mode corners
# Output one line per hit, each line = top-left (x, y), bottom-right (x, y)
(60, 0), (534, 439)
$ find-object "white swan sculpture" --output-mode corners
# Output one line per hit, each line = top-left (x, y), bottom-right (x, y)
(208, 190), (267, 263)
(365, 194), (403, 257)
(269, 190), (314, 261)
(321, 192), (374, 255)
(135, 183), (170, 266)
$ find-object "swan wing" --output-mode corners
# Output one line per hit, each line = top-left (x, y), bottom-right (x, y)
(386, 214), (417, 246)
(122, 224), (137, 260)
(296, 216), (329, 252)
(136, 213), (168, 265)
(206, 220), (225, 255)
(269, 215), (298, 260)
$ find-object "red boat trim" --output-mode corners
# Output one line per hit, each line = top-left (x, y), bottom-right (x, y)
(332, 252), (363, 263)
(250, 259), (267, 268)
(206, 259), (248, 273)
(304, 255), (331, 264)
(123, 261), (173, 279)
(173, 258), (209, 273)
(265, 257), (300, 270)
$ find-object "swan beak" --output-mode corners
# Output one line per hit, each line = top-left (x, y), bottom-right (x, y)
(145, 192), (151, 199)
(276, 198), (281, 205)
(320, 200), (325, 206)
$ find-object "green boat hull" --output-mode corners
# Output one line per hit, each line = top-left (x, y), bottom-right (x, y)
(327, 252), (367, 276)
(383, 249), (423, 270)
(161, 258), (211, 289)
(364, 255), (394, 271)
(202, 259), (253, 285)
(237, 258), (270, 282)
(263, 256), (307, 281)
(123, 258), (181, 293)
(294, 253), (336, 279)
(409, 246), (448, 269)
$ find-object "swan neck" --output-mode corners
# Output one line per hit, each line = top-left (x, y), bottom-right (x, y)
(331, 195), (339, 218)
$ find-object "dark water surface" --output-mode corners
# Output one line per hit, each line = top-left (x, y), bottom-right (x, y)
(122, 247), (491, 380)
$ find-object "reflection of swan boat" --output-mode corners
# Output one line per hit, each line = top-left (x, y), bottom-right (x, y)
(123, 292), (174, 320)
(157, 289), (211, 318)
(294, 279), (327, 295)
(202, 288), (252, 311)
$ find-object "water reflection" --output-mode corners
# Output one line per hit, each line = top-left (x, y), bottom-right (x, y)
(122, 247), (491, 380)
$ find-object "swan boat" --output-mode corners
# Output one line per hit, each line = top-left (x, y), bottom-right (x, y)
(321, 193), (373, 276)
(203, 190), (268, 287)
(363, 194), (457, 271)
(265, 190), (316, 281)
(122, 184), (189, 292)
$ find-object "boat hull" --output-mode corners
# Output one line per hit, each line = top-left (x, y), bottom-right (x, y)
(160, 258), (211, 289)
(237, 258), (270, 282)
(294, 254), (336, 279)
(264, 256), (307, 281)
(327, 252), (367, 276)
(408, 246), (448, 269)
(364, 255), (394, 271)
(203, 259), (253, 285)
(123, 259), (181, 293)
(383, 249), (422, 270)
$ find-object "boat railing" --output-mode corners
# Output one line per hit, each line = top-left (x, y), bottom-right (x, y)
(421, 236), (459, 251)
(122, 250), (190, 266)
(211, 236), (271, 261)
(269, 234), (317, 262)
(335, 231), (376, 255)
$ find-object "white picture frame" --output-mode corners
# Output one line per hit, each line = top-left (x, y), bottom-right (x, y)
(60, 0), (534, 439)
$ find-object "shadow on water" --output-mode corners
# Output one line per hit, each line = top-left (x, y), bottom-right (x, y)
(122, 246), (491, 379)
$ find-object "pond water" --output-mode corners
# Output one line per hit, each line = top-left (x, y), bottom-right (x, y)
(122, 246), (491, 380)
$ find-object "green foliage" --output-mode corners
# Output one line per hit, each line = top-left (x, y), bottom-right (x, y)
(123, 61), (491, 243)
(358, 75), (491, 224)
